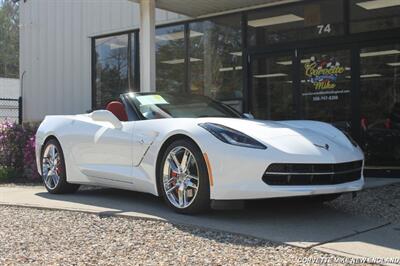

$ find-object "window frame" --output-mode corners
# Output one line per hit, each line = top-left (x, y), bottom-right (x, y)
(91, 30), (140, 110)
(90, 0), (400, 114)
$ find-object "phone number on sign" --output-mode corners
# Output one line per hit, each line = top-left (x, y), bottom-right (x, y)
(312, 95), (339, 101)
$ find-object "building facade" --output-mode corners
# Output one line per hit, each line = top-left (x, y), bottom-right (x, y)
(20, 0), (400, 170)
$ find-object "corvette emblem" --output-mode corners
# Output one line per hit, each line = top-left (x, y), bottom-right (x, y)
(314, 143), (329, 150)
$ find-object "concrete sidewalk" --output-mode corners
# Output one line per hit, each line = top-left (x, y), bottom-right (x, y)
(1, 184), (399, 263)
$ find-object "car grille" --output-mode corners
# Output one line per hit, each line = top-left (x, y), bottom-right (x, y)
(262, 160), (363, 186)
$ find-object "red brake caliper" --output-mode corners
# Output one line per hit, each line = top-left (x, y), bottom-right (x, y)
(171, 170), (178, 192)
(56, 159), (63, 175)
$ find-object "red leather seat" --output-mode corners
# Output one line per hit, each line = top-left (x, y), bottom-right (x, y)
(106, 101), (128, 121)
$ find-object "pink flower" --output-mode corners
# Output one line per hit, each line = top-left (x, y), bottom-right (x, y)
(0, 121), (39, 180)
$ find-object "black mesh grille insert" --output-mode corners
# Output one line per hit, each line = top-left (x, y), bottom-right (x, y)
(262, 161), (362, 186)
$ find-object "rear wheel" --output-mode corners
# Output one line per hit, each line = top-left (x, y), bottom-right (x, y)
(41, 139), (80, 194)
(159, 139), (210, 214)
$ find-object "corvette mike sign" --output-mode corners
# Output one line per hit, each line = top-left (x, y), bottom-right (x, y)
(303, 55), (349, 102)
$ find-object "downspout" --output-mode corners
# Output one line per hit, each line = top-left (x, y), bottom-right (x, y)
(19, 70), (26, 124)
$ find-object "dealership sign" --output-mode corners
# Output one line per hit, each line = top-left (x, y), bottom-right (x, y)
(302, 55), (349, 102)
(304, 56), (345, 90)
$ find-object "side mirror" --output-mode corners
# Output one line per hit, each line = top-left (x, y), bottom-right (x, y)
(242, 113), (255, 119)
(91, 110), (122, 129)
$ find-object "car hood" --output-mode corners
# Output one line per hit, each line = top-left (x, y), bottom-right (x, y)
(196, 117), (357, 156)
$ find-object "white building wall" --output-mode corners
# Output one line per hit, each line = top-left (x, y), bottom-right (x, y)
(20, 0), (187, 122)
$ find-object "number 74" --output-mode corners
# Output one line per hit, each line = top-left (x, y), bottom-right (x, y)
(317, 24), (331, 34)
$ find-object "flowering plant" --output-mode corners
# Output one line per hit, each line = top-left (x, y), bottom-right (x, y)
(0, 120), (39, 180)
(23, 135), (39, 180)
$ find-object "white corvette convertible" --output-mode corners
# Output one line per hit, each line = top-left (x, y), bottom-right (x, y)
(36, 92), (364, 213)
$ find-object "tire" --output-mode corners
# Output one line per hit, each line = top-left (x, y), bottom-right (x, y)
(40, 139), (80, 194)
(158, 139), (210, 214)
(308, 193), (342, 203)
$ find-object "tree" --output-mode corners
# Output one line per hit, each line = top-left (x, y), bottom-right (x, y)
(0, 0), (19, 78)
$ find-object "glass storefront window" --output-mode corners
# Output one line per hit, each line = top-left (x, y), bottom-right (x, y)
(360, 43), (400, 166)
(95, 35), (129, 108)
(189, 14), (243, 112)
(350, 0), (400, 33)
(251, 53), (294, 120)
(300, 49), (352, 130)
(248, 0), (344, 47)
(156, 25), (186, 93)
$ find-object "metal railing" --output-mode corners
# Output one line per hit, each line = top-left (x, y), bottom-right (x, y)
(0, 97), (22, 124)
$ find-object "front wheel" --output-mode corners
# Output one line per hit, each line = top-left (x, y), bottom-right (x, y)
(159, 139), (210, 214)
(41, 139), (80, 194)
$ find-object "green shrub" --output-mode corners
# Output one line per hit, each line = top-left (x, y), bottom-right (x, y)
(0, 167), (18, 181)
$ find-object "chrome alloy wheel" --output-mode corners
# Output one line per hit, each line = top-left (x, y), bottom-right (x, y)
(163, 146), (199, 209)
(42, 144), (61, 190)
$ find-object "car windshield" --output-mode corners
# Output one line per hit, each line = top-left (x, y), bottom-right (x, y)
(125, 92), (241, 119)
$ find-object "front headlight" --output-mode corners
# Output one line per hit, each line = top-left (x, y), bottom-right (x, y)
(198, 123), (267, 150)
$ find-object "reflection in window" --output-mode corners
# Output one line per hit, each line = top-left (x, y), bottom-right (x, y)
(251, 54), (293, 120)
(360, 43), (400, 166)
(350, 0), (400, 33)
(189, 14), (243, 112)
(156, 25), (186, 93)
(300, 49), (351, 129)
(95, 34), (132, 108)
(248, 0), (344, 46)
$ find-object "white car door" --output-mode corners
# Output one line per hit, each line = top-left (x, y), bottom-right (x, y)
(76, 120), (134, 184)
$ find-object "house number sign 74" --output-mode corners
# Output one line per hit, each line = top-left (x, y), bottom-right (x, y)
(317, 24), (332, 34)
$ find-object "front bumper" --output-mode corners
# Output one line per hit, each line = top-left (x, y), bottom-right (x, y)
(200, 137), (365, 200)
(213, 177), (364, 200)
